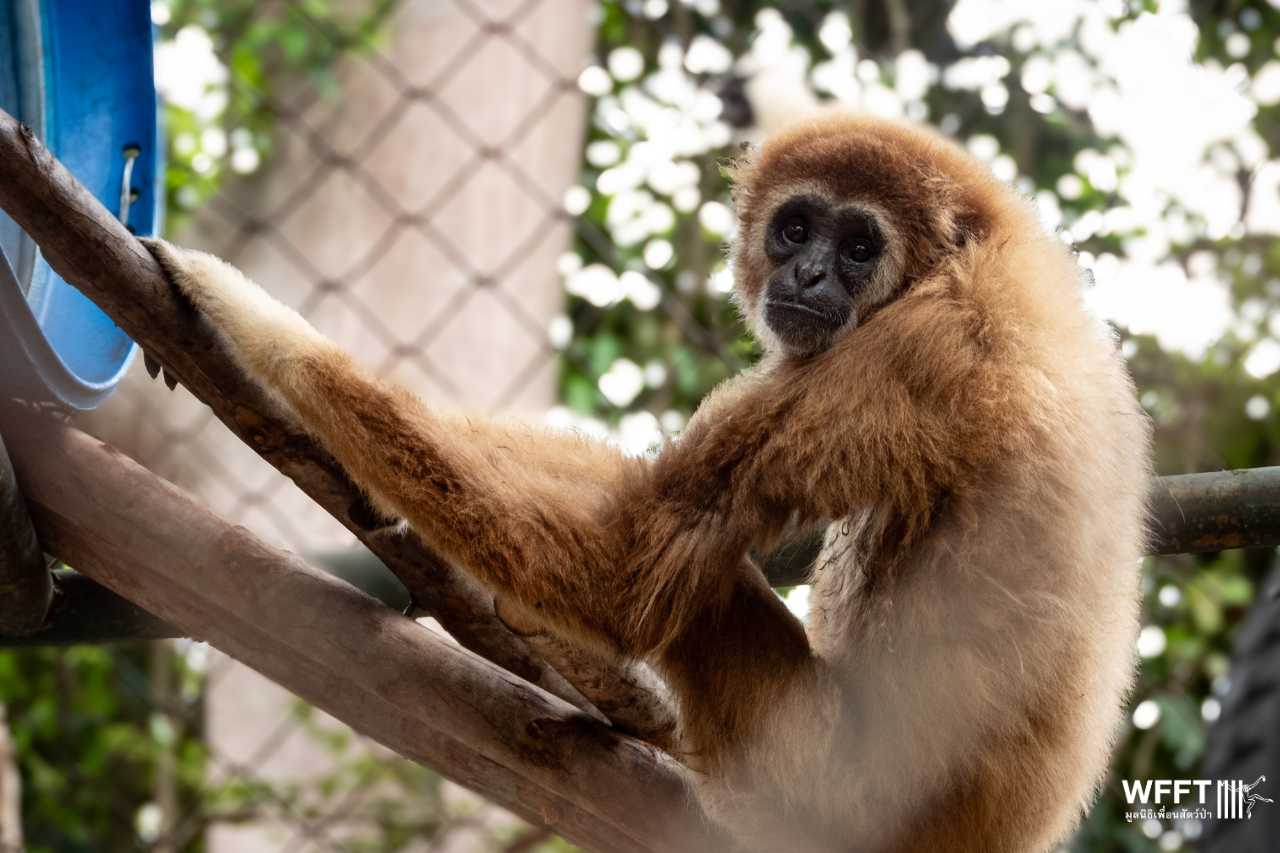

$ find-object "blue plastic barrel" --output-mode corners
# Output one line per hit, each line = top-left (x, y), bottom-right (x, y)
(0, 0), (161, 409)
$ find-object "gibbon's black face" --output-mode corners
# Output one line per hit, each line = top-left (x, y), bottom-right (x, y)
(762, 195), (885, 355)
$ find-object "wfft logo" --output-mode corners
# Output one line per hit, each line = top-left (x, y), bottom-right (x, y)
(1122, 776), (1274, 823)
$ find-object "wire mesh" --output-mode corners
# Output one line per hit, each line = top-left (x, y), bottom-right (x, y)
(50, 0), (739, 850)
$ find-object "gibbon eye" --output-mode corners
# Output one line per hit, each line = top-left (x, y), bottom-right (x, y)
(782, 218), (809, 244)
(844, 240), (875, 263)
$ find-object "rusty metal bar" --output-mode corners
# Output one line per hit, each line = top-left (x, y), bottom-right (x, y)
(1147, 466), (1280, 556)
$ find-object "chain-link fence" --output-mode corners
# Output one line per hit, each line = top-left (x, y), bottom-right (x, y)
(101, 0), (593, 547)
(25, 1), (739, 850)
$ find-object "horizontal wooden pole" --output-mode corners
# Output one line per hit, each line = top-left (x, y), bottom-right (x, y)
(0, 558), (413, 647)
(0, 568), (177, 646)
(0, 412), (720, 852)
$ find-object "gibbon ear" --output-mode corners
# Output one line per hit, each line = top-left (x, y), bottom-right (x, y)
(950, 197), (993, 250)
(723, 146), (757, 191)
(724, 147), (762, 227)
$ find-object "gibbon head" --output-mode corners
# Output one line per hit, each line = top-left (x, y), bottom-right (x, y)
(729, 113), (1004, 356)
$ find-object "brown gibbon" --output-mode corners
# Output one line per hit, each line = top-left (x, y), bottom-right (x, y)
(140, 113), (1150, 852)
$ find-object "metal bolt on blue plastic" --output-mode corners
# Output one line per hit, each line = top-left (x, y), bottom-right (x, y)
(0, 0), (163, 409)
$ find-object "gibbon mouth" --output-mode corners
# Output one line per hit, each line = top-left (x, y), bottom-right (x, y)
(765, 300), (832, 322)
(764, 299), (847, 349)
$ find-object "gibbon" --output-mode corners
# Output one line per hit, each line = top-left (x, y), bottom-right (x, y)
(141, 113), (1150, 852)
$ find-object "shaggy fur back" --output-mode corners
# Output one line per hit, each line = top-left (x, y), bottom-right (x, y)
(708, 115), (1151, 852)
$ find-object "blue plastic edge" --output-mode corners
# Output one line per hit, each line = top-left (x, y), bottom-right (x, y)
(0, 0), (161, 409)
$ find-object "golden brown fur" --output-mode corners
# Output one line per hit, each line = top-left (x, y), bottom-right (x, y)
(143, 113), (1150, 852)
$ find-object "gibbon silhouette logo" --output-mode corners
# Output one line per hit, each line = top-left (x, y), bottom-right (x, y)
(1217, 776), (1274, 820)
(1122, 776), (1274, 822)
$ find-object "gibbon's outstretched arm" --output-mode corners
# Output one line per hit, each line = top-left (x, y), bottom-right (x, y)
(140, 235), (1011, 790)
(142, 240), (1000, 652)
(139, 242), (801, 641)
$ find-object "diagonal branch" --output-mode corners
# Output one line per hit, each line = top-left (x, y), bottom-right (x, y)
(0, 106), (671, 743)
(0, 412), (720, 852)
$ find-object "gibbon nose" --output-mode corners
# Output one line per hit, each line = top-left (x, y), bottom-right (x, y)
(794, 263), (827, 290)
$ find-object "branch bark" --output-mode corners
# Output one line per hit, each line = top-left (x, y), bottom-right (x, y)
(7, 568), (177, 645)
(0, 106), (670, 740)
(0, 413), (721, 852)
(0, 430), (50, 634)
(0, 561), (417, 647)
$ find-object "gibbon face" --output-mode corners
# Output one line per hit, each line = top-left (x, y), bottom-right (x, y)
(731, 114), (998, 357)
(760, 194), (887, 354)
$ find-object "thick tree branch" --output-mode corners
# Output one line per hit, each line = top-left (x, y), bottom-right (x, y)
(0, 413), (721, 852)
(22, 456), (1280, 647)
(0, 106), (670, 741)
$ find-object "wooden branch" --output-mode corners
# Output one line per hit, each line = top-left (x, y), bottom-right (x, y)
(5, 568), (177, 646)
(0, 431), (51, 634)
(0, 106), (669, 738)
(20, 458), (1280, 645)
(0, 413), (722, 852)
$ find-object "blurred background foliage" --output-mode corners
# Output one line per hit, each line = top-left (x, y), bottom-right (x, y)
(3, 0), (1280, 850)
(0, 644), (207, 851)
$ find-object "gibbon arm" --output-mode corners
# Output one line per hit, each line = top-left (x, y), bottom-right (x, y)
(142, 242), (995, 704)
